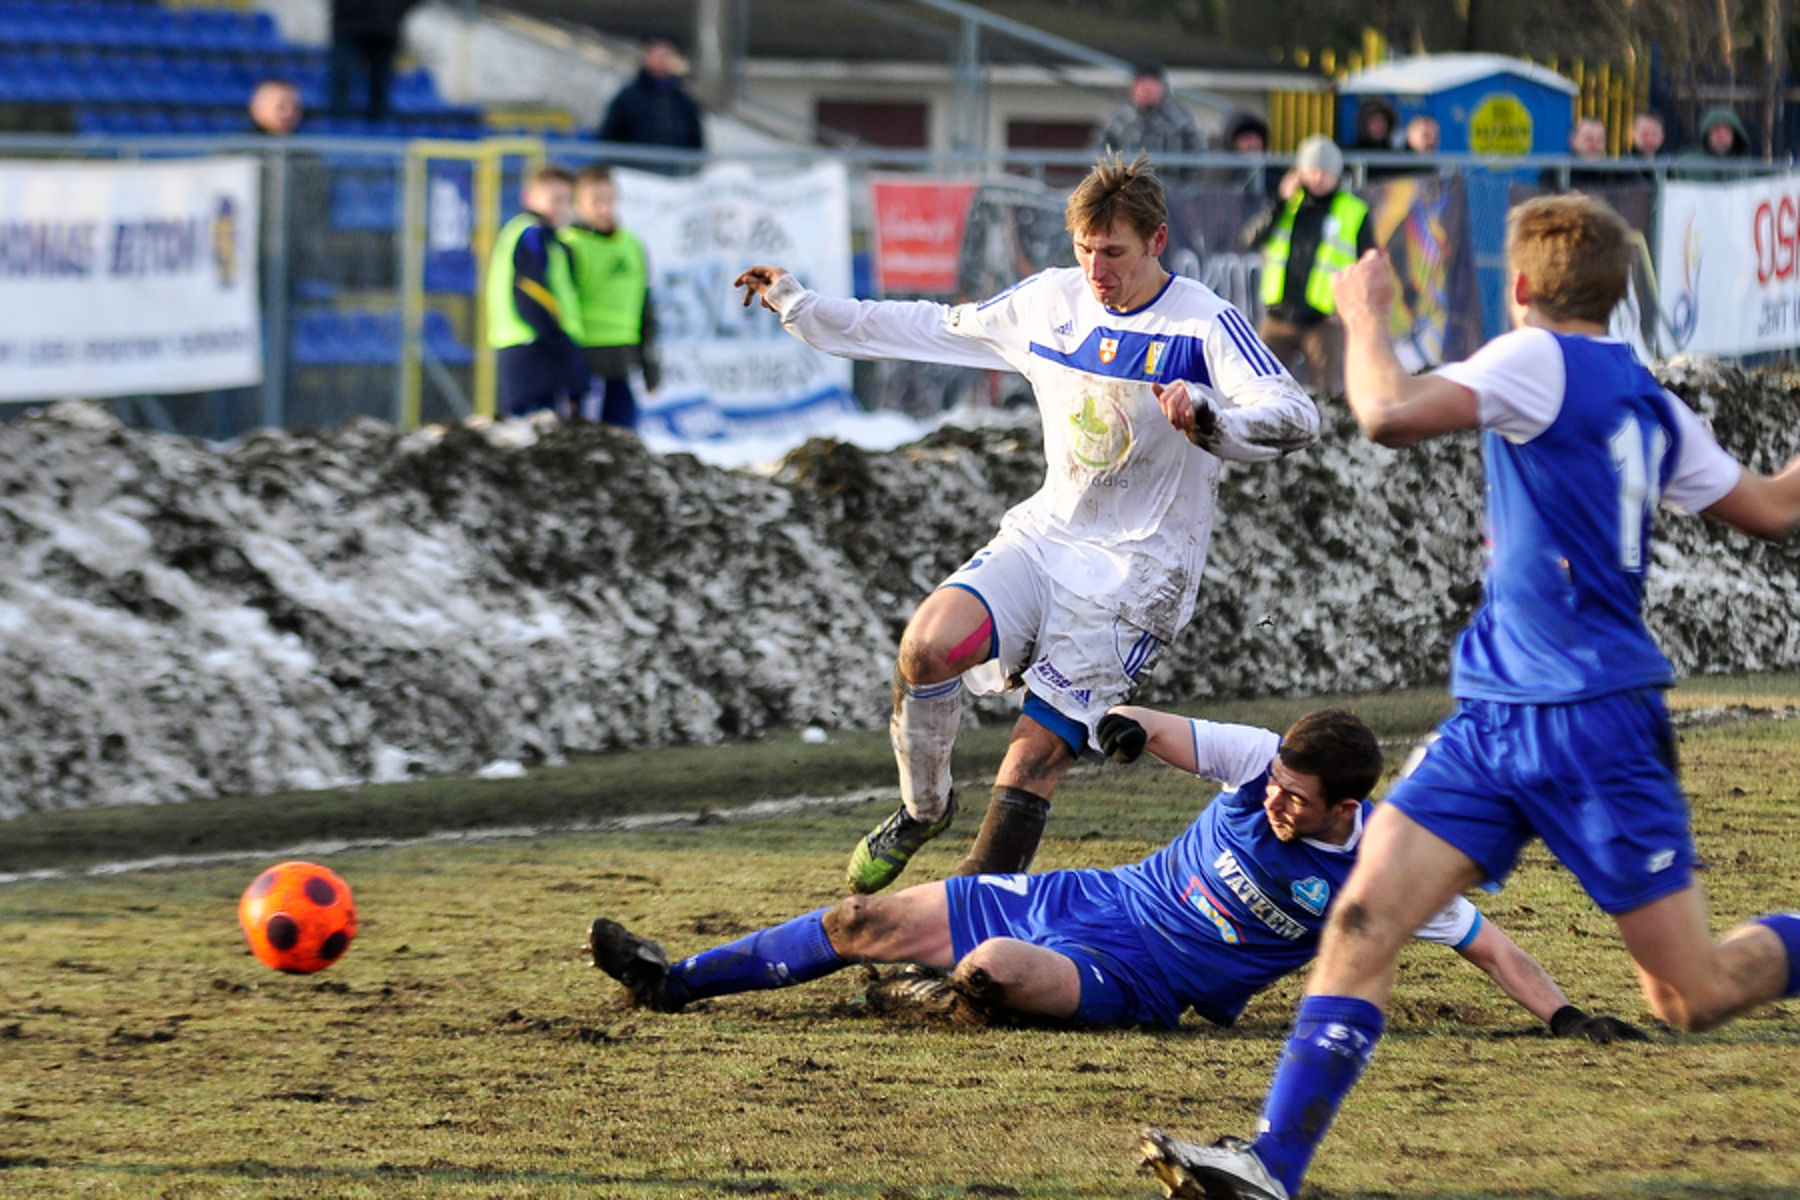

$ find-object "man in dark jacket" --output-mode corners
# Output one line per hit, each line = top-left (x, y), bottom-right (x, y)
(329, 0), (419, 121)
(598, 36), (705, 171)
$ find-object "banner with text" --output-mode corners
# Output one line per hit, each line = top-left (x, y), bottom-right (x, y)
(871, 178), (978, 295)
(1657, 175), (1800, 356)
(615, 160), (854, 441)
(0, 157), (261, 401)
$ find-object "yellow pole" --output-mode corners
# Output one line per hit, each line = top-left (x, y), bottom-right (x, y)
(471, 138), (546, 420)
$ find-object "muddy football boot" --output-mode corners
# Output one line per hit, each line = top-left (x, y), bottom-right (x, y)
(586, 918), (682, 1012)
(845, 792), (957, 893)
(864, 964), (957, 1019)
(1138, 1128), (1288, 1200)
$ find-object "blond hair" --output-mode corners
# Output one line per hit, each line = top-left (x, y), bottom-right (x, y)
(1505, 193), (1632, 323)
(1065, 153), (1166, 240)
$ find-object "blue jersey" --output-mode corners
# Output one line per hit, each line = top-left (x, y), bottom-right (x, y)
(1110, 775), (1469, 1024)
(1437, 330), (1740, 703)
(946, 719), (1478, 1026)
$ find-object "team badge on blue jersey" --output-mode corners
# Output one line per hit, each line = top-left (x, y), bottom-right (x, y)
(1291, 876), (1330, 915)
(1098, 336), (1119, 364)
(1144, 340), (1166, 376)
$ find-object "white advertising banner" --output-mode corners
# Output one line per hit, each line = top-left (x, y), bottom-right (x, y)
(1657, 174), (1800, 357)
(0, 157), (261, 401)
(614, 160), (856, 441)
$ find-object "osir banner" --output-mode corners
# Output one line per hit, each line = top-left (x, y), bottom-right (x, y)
(0, 157), (261, 401)
(1658, 175), (1800, 357)
(615, 161), (855, 440)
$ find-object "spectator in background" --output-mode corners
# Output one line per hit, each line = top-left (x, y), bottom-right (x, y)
(1570, 116), (1608, 158)
(561, 165), (660, 430)
(1348, 97), (1398, 151)
(1245, 134), (1377, 393)
(1208, 111), (1279, 198)
(1402, 113), (1441, 155)
(329, 0), (420, 122)
(247, 78), (304, 135)
(485, 165), (589, 419)
(598, 36), (705, 170)
(1364, 111), (1443, 180)
(1629, 110), (1667, 159)
(1541, 116), (1616, 191)
(1693, 106), (1751, 158)
(1091, 62), (1206, 180)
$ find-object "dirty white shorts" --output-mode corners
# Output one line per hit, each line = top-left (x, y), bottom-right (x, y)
(940, 531), (1163, 755)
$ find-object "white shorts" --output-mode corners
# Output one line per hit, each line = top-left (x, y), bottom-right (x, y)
(941, 531), (1163, 754)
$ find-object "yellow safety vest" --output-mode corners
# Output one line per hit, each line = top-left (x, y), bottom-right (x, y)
(485, 214), (584, 349)
(1260, 190), (1369, 315)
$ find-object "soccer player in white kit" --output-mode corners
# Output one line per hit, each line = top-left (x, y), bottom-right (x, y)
(736, 155), (1318, 894)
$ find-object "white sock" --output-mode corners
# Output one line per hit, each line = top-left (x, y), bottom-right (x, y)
(891, 675), (962, 822)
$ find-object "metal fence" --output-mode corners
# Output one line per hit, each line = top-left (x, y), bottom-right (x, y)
(0, 133), (1785, 442)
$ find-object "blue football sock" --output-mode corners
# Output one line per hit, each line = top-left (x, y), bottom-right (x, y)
(1753, 913), (1800, 998)
(1249, 994), (1386, 1197)
(664, 907), (842, 1004)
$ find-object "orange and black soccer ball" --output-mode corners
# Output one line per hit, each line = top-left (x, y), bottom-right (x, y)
(238, 861), (358, 974)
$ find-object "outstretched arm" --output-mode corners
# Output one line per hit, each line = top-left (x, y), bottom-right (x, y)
(1098, 706), (1279, 790)
(734, 264), (1011, 371)
(1455, 918), (1648, 1042)
(1702, 459), (1800, 541)
(1334, 249), (1478, 446)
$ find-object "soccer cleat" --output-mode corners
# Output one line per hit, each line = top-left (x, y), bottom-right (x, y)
(587, 918), (682, 1012)
(1138, 1128), (1288, 1200)
(845, 793), (957, 893)
(864, 964), (958, 1019)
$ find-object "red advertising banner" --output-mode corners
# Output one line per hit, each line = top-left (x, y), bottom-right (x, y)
(871, 179), (978, 295)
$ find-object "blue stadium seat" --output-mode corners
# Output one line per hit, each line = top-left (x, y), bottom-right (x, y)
(423, 311), (474, 366)
(291, 311), (344, 366)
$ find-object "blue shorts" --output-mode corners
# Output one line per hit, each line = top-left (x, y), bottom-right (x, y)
(945, 870), (1184, 1028)
(1387, 690), (1695, 914)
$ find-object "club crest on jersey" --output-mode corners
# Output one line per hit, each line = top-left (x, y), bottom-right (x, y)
(1098, 336), (1119, 364)
(1291, 876), (1330, 915)
(1143, 340), (1166, 376)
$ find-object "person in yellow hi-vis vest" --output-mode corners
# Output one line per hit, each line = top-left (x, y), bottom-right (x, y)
(486, 164), (590, 418)
(1244, 135), (1376, 394)
(561, 165), (660, 430)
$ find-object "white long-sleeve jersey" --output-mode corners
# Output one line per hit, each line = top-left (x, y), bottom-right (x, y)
(766, 268), (1317, 640)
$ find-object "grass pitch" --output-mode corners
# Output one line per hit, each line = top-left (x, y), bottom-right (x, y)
(3, 681), (1800, 1199)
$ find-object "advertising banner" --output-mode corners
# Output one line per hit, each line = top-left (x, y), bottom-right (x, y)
(615, 160), (855, 441)
(1658, 175), (1800, 357)
(870, 178), (978, 295)
(0, 157), (261, 400)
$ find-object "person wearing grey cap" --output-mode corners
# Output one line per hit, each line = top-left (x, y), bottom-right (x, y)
(1243, 134), (1377, 393)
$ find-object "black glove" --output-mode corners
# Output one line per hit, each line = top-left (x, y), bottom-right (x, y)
(640, 350), (662, 393)
(1096, 712), (1148, 764)
(1549, 1004), (1650, 1044)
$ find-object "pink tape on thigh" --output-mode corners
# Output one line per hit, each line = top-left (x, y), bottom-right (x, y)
(947, 616), (994, 672)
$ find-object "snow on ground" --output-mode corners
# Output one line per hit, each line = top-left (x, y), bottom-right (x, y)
(2, 360), (1798, 817)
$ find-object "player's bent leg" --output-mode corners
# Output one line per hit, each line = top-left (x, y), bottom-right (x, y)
(953, 936), (1082, 1021)
(1240, 804), (1483, 1199)
(1615, 886), (1796, 1032)
(851, 588), (995, 893)
(1308, 802), (1485, 1002)
(824, 883), (955, 966)
(952, 715), (1074, 876)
